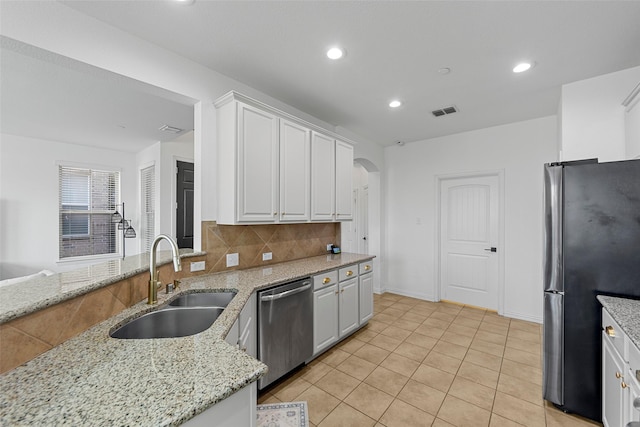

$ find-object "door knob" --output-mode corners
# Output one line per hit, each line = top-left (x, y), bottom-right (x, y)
(484, 247), (497, 252)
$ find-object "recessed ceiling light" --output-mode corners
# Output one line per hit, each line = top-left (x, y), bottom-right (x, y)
(513, 62), (533, 73)
(175, 0), (195, 4)
(438, 67), (451, 75)
(326, 47), (344, 60)
(389, 100), (402, 108)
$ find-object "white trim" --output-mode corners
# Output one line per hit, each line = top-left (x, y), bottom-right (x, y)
(503, 310), (543, 324)
(382, 286), (435, 302)
(434, 169), (506, 315)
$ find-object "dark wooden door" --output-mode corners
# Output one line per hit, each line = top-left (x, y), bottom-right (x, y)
(176, 161), (194, 248)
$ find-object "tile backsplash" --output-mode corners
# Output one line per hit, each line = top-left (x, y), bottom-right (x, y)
(200, 221), (340, 272)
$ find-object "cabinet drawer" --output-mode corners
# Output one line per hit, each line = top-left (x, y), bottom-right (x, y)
(313, 270), (338, 290)
(339, 265), (357, 282)
(602, 308), (626, 360)
(359, 261), (373, 275)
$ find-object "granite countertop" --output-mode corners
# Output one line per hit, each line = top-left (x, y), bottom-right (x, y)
(0, 253), (374, 426)
(597, 295), (640, 349)
(0, 249), (203, 324)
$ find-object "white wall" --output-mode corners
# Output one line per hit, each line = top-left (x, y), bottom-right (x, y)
(384, 116), (558, 322)
(0, 134), (138, 279)
(560, 66), (640, 162)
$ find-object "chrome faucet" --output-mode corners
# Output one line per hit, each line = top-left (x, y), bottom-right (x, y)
(148, 234), (182, 304)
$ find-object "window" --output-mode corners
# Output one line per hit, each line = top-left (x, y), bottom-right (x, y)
(140, 164), (155, 252)
(59, 165), (120, 259)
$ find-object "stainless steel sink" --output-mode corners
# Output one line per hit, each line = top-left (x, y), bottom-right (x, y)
(168, 291), (236, 308)
(110, 307), (223, 339)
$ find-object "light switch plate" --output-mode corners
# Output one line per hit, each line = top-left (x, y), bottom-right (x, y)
(190, 261), (205, 272)
(226, 253), (239, 267)
(262, 252), (272, 261)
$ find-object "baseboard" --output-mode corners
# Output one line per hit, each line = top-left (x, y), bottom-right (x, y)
(502, 310), (543, 324)
(380, 286), (434, 302)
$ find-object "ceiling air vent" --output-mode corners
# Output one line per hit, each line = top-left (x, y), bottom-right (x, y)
(159, 125), (184, 134)
(431, 105), (458, 117)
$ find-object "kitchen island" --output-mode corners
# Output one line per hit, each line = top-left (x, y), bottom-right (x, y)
(0, 253), (374, 426)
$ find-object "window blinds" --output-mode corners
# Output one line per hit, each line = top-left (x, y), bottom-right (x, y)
(59, 166), (120, 259)
(140, 165), (155, 252)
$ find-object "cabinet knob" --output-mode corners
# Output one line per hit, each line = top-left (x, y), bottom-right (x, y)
(273, 212), (278, 216)
(335, 290), (339, 295)
(341, 289), (345, 293)
(616, 371), (622, 379)
(346, 270), (353, 276)
(364, 265), (370, 271)
(605, 326), (616, 337)
(323, 277), (331, 284)
(621, 381), (628, 389)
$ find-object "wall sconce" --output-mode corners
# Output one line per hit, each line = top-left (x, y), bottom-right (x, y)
(112, 202), (136, 258)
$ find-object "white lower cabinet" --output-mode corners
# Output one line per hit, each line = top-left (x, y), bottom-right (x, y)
(339, 277), (359, 336)
(225, 293), (256, 358)
(313, 283), (339, 355)
(603, 336), (626, 427)
(182, 382), (256, 427)
(602, 307), (640, 427)
(312, 262), (374, 357)
(359, 261), (374, 324)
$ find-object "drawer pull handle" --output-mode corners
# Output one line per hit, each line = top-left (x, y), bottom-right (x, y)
(323, 277), (331, 284)
(605, 326), (616, 337)
(346, 270), (353, 276)
(621, 381), (627, 389)
(364, 265), (370, 271)
(615, 371), (622, 379)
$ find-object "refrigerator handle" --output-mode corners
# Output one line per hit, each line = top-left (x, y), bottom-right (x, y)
(543, 164), (564, 293)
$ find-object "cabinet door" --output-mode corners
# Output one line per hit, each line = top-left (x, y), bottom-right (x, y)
(629, 381), (640, 423)
(335, 140), (354, 220)
(339, 278), (359, 337)
(279, 120), (310, 222)
(359, 272), (374, 324)
(313, 284), (339, 355)
(237, 103), (279, 222)
(238, 293), (257, 358)
(311, 132), (335, 221)
(603, 335), (626, 427)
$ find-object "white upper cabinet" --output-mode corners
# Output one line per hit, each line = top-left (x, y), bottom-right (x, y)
(217, 99), (279, 223)
(335, 140), (354, 220)
(279, 120), (311, 222)
(215, 91), (354, 225)
(311, 132), (336, 221)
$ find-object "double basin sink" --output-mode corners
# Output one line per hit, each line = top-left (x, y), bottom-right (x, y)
(110, 291), (236, 339)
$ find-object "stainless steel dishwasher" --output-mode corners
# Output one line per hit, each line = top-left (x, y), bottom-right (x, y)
(257, 277), (313, 390)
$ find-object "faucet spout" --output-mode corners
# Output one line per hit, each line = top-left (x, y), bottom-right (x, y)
(148, 234), (182, 304)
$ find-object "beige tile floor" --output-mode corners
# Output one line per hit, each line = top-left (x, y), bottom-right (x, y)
(258, 292), (603, 427)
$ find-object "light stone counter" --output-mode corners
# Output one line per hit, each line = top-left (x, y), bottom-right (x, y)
(597, 295), (640, 349)
(0, 250), (203, 324)
(0, 253), (374, 426)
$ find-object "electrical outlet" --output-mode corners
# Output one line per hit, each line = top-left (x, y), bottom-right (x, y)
(190, 261), (205, 272)
(262, 252), (272, 261)
(226, 253), (239, 267)
(327, 244), (333, 251)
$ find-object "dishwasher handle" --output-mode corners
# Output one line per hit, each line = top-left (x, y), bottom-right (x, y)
(260, 282), (311, 302)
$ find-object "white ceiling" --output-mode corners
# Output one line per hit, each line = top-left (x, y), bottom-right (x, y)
(57, 0), (640, 146)
(2, 2), (639, 151)
(0, 36), (195, 153)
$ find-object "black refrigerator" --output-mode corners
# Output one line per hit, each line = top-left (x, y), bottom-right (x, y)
(543, 158), (640, 422)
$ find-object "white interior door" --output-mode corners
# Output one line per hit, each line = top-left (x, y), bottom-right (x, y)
(440, 175), (499, 310)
